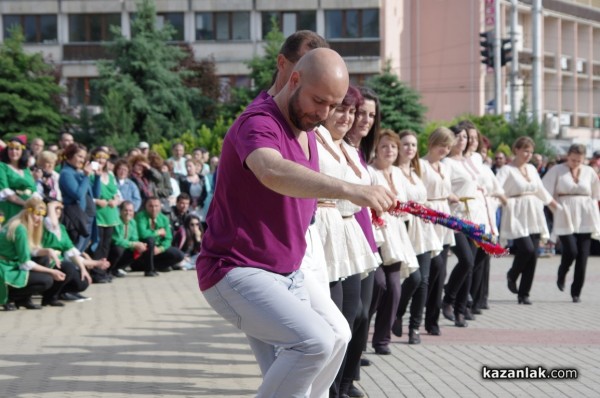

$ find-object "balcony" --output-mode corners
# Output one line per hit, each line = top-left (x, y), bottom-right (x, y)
(63, 43), (114, 61)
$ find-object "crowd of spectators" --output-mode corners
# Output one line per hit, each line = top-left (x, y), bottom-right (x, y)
(0, 134), (217, 310)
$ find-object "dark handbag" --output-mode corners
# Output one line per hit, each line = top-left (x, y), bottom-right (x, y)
(63, 203), (90, 241)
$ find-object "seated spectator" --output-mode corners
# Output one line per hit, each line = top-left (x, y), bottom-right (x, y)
(42, 200), (99, 303)
(36, 151), (62, 202)
(28, 138), (45, 167)
(134, 197), (184, 276)
(178, 159), (207, 214)
(0, 136), (39, 222)
(114, 159), (142, 212)
(169, 193), (191, 232)
(108, 201), (149, 277)
(172, 214), (203, 270)
(0, 198), (66, 310)
(162, 160), (180, 207)
(137, 141), (150, 157)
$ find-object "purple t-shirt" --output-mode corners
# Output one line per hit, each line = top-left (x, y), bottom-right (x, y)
(196, 97), (319, 291)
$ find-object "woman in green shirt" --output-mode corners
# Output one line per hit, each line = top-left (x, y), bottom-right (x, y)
(0, 197), (66, 310)
(89, 147), (121, 283)
(0, 137), (39, 222)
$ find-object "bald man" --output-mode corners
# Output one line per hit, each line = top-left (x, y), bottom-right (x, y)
(197, 48), (395, 397)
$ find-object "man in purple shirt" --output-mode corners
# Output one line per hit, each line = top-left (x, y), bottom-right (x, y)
(197, 48), (395, 397)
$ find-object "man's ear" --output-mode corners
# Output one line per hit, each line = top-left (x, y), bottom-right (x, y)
(288, 71), (300, 90)
(276, 54), (287, 71)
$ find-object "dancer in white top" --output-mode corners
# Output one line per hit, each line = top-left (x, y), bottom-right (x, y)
(461, 121), (506, 314)
(338, 87), (381, 398)
(441, 124), (488, 327)
(369, 130), (419, 354)
(542, 144), (600, 303)
(392, 130), (442, 345)
(419, 127), (457, 336)
(314, 85), (379, 397)
(497, 136), (558, 304)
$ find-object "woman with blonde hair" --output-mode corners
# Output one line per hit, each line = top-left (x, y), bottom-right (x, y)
(0, 198), (66, 310)
(415, 127), (457, 336)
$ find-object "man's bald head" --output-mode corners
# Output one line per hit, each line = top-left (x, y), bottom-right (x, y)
(276, 48), (350, 133)
(293, 48), (349, 92)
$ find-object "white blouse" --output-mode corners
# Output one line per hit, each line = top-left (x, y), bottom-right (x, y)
(419, 159), (456, 247)
(496, 163), (553, 243)
(542, 163), (600, 240)
(397, 167), (442, 256)
(369, 165), (419, 278)
(442, 157), (488, 229)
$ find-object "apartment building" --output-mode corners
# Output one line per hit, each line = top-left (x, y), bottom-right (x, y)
(1, 0), (599, 149)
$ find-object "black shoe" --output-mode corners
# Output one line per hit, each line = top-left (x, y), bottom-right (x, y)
(507, 273), (518, 294)
(454, 314), (468, 327)
(518, 296), (532, 305)
(3, 302), (17, 311)
(347, 383), (365, 398)
(15, 299), (42, 310)
(442, 303), (455, 321)
(426, 325), (441, 336)
(374, 346), (391, 355)
(60, 292), (91, 302)
(572, 296), (581, 303)
(144, 271), (159, 277)
(471, 306), (482, 315)
(480, 301), (490, 310)
(93, 276), (111, 284)
(391, 317), (403, 337)
(42, 298), (65, 307)
(360, 357), (371, 367)
(408, 328), (421, 345)
(557, 275), (565, 292)
(464, 308), (476, 321)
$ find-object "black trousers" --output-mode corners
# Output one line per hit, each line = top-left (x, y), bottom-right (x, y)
(508, 234), (541, 297)
(329, 273), (361, 398)
(344, 271), (375, 383)
(8, 271), (53, 302)
(559, 233), (592, 297)
(63, 261), (91, 294)
(369, 262), (402, 349)
(397, 252), (431, 330)
(444, 233), (476, 316)
(425, 245), (449, 330)
(130, 238), (185, 272)
(470, 248), (490, 310)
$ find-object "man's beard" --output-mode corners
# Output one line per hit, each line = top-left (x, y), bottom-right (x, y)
(288, 88), (322, 132)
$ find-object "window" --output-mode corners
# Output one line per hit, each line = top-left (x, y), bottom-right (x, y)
(325, 9), (379, 39)
(195, 12), (250, 41)
(67, 77), (100, 106)
(3, 14), (57, 43)
(156, 13), (184, 41)
(69, 14), (121, 42)
(261, 11), (316, 37)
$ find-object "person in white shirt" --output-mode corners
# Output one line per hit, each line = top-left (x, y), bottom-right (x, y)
(542, 144), (600, 303)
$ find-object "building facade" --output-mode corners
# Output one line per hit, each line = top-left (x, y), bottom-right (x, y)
(1, 0), (599, 150)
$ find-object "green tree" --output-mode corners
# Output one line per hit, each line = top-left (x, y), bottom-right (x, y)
(94, 0), (199, 145)
(366, 61), (427, 134)
(0, 28), (68, 142)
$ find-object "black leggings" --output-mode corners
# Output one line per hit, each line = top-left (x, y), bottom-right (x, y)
(508, 234), (541, 297)
(558, 233), (591, 297)
(397, 252), (431, 330)
(370, 262), (402, 349)
(444, 233), (476, 316)
(425, 246), (449, 330)
(470, 248), (490, 310)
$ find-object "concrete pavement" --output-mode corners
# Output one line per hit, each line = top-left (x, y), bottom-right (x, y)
(1, 254), (599, 397)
